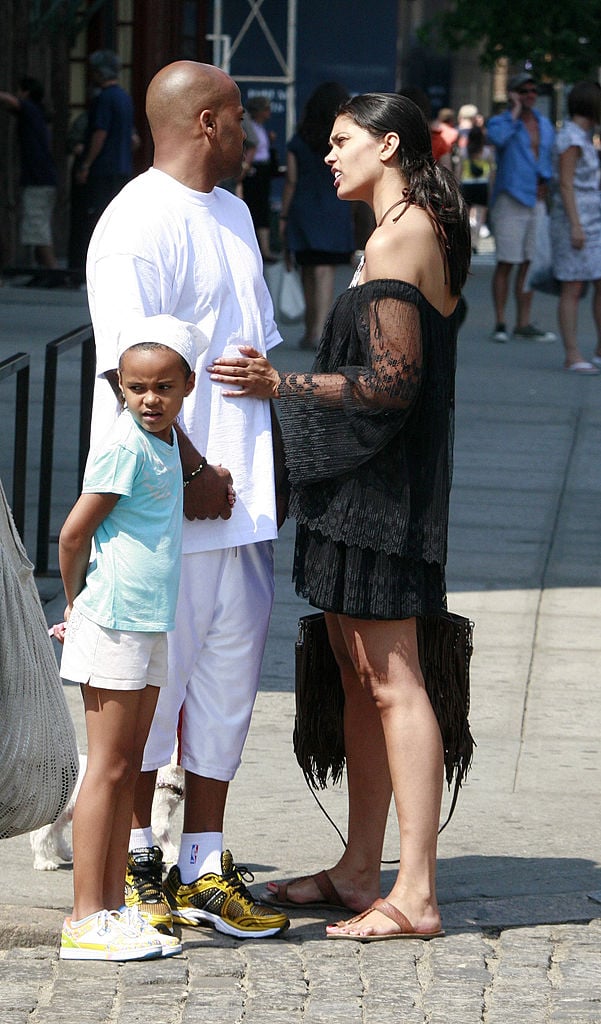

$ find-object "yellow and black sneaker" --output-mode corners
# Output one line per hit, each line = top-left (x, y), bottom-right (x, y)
(124, 846), (174, 934)
(164, 850), (290, 938)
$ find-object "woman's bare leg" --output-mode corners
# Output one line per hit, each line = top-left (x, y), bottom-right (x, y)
(301, 265), (336, 347)
(558, 280), (585, 366)
(301, 266), (318, 345)
(327, 616), (444, 937)
(267, 612), (387, 912)
(312, 265), (336, 342)
(324, 612), (392, 903)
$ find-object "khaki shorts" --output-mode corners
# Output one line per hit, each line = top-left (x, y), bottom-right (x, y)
(60, 605), (168, 691)
(492, 193), (537, 264)
(20, 186), (56, 246)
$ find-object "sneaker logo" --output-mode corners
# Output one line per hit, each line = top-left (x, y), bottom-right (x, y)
(190, 844), (199, 864)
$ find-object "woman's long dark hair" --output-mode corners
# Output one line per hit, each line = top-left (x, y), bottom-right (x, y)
(337, 92), (471, 296)
(298, 81), (350, 157)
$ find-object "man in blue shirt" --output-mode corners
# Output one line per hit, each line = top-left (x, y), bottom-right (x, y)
(78, 50), (139, 245)
(487, 72), (556, 343)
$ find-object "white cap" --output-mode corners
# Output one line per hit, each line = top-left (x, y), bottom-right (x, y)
(117, 314), (207, 369)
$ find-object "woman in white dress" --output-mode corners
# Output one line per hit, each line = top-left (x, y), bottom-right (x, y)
(550, 81), (601, 373)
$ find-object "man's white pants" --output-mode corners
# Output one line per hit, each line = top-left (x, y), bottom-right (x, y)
(142, 541), (275, 781)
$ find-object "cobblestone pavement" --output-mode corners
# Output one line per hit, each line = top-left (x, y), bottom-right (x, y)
(3, 920), (601, 1024)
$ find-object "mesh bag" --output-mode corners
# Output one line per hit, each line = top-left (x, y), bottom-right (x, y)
(0, 478), (79, 839)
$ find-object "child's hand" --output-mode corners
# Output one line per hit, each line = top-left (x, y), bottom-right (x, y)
(48, 621), (67, 644)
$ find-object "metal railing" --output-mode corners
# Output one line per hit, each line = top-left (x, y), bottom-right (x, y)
(0, 353), (30, 538)
(35, 325), (95, 576)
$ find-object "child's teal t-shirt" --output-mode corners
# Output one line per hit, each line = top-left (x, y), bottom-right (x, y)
(74, 410), (183, 631)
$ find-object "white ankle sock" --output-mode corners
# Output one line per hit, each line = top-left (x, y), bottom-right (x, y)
(129, 827), (153, 851)
(177, 832), (222, 883)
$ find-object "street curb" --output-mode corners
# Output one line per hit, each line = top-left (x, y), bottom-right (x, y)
(0, 905), (63, 950)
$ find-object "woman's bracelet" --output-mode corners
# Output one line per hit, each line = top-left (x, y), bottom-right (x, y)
(183, 456), (207, 487)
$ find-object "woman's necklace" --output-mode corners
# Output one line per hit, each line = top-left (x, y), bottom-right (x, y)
(377, 195), (409, 228)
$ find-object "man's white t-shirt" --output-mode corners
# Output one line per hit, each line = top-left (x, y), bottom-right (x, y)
(87, 167), (282, 554)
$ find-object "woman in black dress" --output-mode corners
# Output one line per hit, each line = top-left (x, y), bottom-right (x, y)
(209, 93), (471, 940)
(280, 82), (355, 348)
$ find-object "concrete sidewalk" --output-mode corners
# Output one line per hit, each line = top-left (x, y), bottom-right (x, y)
(1, 257), (600, 1023)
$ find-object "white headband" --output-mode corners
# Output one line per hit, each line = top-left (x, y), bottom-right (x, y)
(117, 314), (207, 369)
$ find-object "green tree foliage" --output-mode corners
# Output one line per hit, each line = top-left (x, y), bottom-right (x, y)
(421, 0), (601, 82)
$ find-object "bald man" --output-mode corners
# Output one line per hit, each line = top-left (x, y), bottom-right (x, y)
(85, 61), (289, 940)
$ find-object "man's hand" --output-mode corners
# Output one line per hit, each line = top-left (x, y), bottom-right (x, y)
(508, 91), (522, 119)
(183, 462), (234, 520)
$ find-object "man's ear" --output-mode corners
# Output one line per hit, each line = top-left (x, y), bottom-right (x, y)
(199, 108), (216, 137)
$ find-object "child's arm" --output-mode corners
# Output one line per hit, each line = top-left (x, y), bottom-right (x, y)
(59, 492), (120, 615)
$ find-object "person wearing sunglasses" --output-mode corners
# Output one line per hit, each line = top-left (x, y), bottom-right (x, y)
(487, 72), (557, 344)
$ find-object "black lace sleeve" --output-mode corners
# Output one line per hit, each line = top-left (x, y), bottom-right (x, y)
(277, 285), (422, 485)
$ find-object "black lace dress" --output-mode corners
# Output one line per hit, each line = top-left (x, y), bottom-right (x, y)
(276, 277), (461, 620)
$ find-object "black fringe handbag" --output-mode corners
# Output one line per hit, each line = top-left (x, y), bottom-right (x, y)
(294, 613), (346, 790)
(293, 610), (475, 827)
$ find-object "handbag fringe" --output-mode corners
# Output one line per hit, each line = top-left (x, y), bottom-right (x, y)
(293, 613), (345, 789)
(415, 612), (475, 792)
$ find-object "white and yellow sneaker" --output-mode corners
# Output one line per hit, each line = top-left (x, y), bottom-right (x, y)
(119, 907), (182, 958)
(59, 909), (162, 961)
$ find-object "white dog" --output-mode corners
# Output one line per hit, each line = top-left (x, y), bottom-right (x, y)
(30, 756), (185, 870)
(150, 762), (185, 866)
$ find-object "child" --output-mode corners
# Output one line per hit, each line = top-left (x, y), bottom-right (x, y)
(57, 314), (205, 961)
(460, 123), (493, 253)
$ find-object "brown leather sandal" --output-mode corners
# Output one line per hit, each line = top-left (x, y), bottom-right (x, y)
(263, 869), (352, 912)
(326, 897), (445, 941)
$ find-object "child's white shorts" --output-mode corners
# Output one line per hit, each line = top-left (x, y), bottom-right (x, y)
(60, 605), (168, 691)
